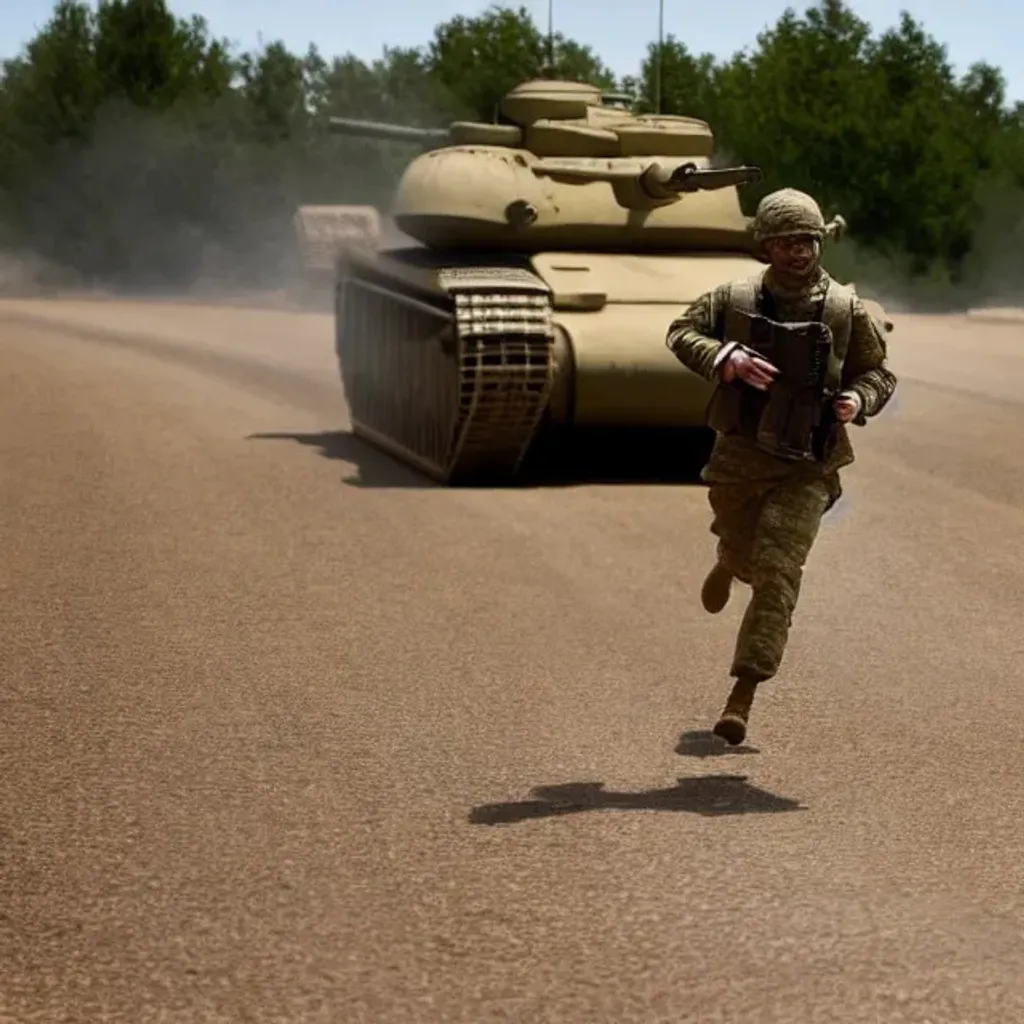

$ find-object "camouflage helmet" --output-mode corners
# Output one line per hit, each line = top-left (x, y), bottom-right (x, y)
(752, 188), (826, 243)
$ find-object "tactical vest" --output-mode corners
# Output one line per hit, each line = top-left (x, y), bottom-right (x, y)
(706, 272), (855, 462)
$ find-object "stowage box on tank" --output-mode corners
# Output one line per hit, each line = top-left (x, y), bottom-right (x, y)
(289, 205), (380, 305)
(329, 79), (888, 484)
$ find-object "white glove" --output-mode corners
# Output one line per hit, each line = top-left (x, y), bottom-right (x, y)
(719, 345), (779, 391)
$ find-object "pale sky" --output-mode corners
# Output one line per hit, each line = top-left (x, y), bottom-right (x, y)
(4, 0), (1024, 101)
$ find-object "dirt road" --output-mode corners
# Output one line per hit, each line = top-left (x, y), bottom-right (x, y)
(2, 297), (1023, 1023)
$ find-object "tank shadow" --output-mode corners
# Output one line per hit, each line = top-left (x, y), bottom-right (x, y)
(247, 427), (712, 489)
(675, 729), (760, 758)
(246, 431), (437, 489)
(519, 427), (712, 487)
(469, 774), (805, 826)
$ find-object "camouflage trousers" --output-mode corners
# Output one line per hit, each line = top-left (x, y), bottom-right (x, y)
(707, 472), (839, 682)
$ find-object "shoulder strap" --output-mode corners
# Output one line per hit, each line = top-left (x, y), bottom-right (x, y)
(728, 275), (761, 315)
(821, 279), (855, 391)
(723, 271), (766, 343)
(822, 279), (855, 337)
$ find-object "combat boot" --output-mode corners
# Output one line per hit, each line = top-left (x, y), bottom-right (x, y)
(701, 562), (733, 614)
(712, 676), (758, 746)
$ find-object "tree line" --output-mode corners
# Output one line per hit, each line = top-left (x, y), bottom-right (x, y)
(1, 0), (1022, 304)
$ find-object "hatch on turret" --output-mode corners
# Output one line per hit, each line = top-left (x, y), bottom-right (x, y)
(498, 80), (605, 124)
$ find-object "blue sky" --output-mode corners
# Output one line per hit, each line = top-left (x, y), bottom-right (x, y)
(5, 0), (1024, 101)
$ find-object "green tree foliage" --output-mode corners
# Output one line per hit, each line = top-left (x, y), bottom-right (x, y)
(0, 0), (1022, 300)
(425, 5), (615, 122)
(625, 37), (718, 123)
(638, 1), (1024, 291)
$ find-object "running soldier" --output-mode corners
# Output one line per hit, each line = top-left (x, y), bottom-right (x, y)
(665, 188), (897, 745)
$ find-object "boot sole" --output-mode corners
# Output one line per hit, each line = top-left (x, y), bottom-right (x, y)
(713, 714), (747, 746)
(700, 577), (732, 614)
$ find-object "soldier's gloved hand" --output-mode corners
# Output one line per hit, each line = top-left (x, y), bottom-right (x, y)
(833, 390), (862, 423)
(722, 348), (779, 391)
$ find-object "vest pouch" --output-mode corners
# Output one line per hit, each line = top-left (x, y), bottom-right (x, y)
(706, 381), (768, 435)
(756, 381), (818, 461)
(733, 312), (833, 462)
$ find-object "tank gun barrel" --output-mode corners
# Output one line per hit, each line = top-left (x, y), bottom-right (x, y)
(328, 116), (450, 147)
(640, 161), (762, 198)
(532, 158), (761, 190)
(530, 157), (762, 210)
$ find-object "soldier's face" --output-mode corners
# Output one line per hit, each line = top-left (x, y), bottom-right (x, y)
(765, 235), (820, 280)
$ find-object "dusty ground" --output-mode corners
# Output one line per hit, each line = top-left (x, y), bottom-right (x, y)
(2, 297), (1024, 1023)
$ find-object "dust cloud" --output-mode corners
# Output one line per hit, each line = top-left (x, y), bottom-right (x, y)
(0, 97), (413, 310)
(3, 96), (1023, 319)
(823, 181), (1024, 318)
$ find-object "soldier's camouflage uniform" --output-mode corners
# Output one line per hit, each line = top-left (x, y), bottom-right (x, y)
(665, 188), (897, 739)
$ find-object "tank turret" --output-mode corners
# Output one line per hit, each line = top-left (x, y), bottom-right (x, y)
(328, 79), (761, 251)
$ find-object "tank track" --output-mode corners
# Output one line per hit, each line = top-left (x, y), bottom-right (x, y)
(335, 259), (555, 484)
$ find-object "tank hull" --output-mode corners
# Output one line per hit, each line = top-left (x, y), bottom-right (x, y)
(334, 247), (762, 484)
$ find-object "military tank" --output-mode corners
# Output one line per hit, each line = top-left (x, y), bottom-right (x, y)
(329, 79), (887, 484)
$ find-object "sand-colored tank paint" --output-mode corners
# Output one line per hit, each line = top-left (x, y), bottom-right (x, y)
(530, 251), (763, 426)
(388, 147), (756, 251)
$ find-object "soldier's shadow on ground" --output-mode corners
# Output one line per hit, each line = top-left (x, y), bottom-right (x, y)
(246, 427), (712, 489)
(675, 729), (761, 759)
(469, 774), (805, 826)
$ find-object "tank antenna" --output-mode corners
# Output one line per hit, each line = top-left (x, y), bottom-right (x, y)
(546, 0), (555, 75)
(654, 0), (664, 114)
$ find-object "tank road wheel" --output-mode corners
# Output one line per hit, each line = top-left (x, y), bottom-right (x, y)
(334, 263), (556, 485)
